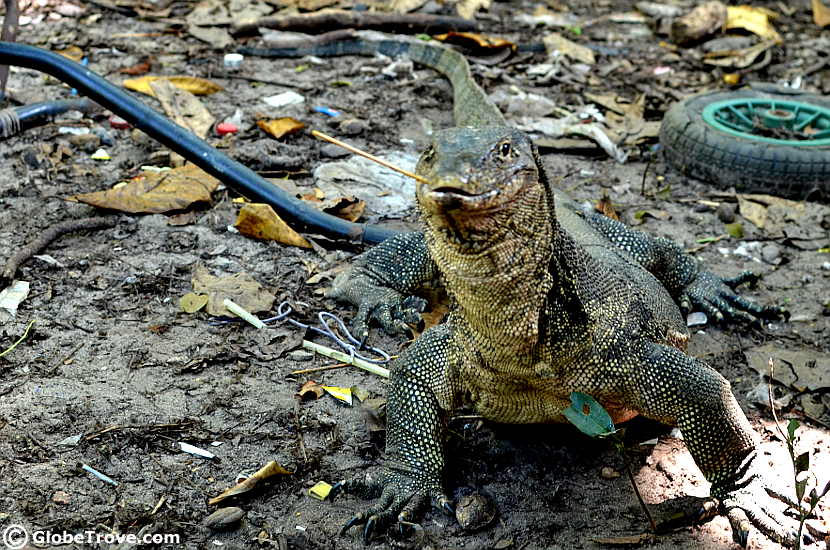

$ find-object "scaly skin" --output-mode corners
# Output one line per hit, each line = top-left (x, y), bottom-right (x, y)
(311, 33), (796, 547)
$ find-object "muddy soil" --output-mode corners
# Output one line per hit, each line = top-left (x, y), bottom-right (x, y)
(1, 1), (829, 549)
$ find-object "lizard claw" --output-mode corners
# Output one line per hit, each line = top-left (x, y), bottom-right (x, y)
(680, 270), (784, 326)
(713, 453), (801, 548)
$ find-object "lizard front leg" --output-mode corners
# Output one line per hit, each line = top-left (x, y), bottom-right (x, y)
(630, 342), (799, 547)
(328, 231), (437, 338)
(583, 211), (785, 324)
(332, 324), (461, 542)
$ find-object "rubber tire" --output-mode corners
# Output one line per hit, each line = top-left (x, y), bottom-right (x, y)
(660, 84), (830, 199)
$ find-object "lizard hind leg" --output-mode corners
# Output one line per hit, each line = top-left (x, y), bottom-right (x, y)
(334, 323), (460, 542)
(632, 343), (799, 547)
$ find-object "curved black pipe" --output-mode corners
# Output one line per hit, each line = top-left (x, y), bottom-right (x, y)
(0, 41), (399, 244)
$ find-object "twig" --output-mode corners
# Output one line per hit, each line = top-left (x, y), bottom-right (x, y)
(619, 446), (657, 533)
(231, 11), (477, 37)
(302, 339), (390, 378)
(312, 130), (428, 184)
(290, 362), (349, 375)
(1, 216), (116, 286)
(0, 319), (35, 359)
(211, 72), (312, 91)
(0, 0), (20, 98)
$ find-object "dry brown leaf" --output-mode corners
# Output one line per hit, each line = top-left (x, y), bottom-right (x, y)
(321, 196), (365, 222)
(725, 5), (782, 43)
(542, 32), (595, 64)
(813, 0), (830, 26)
(737, 195), (768, 228)
(234, 203), (312, 248)
(150, 79), (215, 139)
(209, 461), (292, 506)
(123, 75), (223, 97)
(595, 194), (619, 221)
(456, 0), (490, 19)
(119, 56), (154, 75)
(191, 265), (277, 316)
(257, 117), (305, 139)
(297, 380), (324, 400)
(433, 32), (516, 52)
(67, 164), (220, 214)
(670, 1), (727, 44)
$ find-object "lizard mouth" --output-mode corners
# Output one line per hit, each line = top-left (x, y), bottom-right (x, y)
(423, 187), (501, 211)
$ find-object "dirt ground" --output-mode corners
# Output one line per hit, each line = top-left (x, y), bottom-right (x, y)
(1, 0), (829, 549)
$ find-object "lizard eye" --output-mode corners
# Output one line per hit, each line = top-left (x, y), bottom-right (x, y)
(498, 141), (511, 157)
(421, 145), (436, 164)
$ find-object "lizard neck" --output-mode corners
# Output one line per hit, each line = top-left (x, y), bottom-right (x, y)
(423, 182), (559, 352)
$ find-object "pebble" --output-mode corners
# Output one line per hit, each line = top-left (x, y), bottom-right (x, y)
(338, 118), (368, 136)
(320, 143), (350, 159)
(686, 311), (707, 327)
(455, 493), (496, 532)
(288, 350), (314, 362)
(203, 507), (245, 530)
(715, 202), (736, 223)
(761, 243), (781, 265)
(821, 262), (830, 271)
(600, 466), (620, 479)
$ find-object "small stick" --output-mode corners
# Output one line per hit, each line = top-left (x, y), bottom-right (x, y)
(311, 130), (429, 184)
(0, 319), (35, 358)
(290, 362), (349, 375)
(1, 216), (116, 286)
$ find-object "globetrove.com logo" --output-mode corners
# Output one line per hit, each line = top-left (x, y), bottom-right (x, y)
(2, 524), (181, 548)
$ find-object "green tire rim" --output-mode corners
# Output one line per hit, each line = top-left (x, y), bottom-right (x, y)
(701, 98), (830, 146)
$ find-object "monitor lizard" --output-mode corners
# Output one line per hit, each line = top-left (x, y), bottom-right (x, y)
(244, 31), (800, 547)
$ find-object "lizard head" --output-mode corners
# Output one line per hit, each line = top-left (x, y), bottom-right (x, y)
(415, 126), (552, 250)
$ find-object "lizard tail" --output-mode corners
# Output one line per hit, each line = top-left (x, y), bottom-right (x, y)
(239, 30), (506, 129)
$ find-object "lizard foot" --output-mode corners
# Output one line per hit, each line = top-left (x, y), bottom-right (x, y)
(334, 286), (426, 339)
(712, 453), (804, 548)
(331, 471), (452, 544)
(679, 270), (787, 326)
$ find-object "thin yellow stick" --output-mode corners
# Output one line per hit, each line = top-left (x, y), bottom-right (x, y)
(0, 319), (35, 358)
(311, 130), (429, 184)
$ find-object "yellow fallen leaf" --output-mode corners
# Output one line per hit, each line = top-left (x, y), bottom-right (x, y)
(813, 0), (830, 26)
(234, 203), (312, 248)
(321, 385), (353, 405)
(179, 292), (208, 313)
(257, 117), (305, 139)
(725, 5), (782, 43)
(55, 45), (83, 62)
(67, 163), (220, 213)
(123, 75), (223, 97)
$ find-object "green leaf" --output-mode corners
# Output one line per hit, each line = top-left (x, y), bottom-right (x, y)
(787, 418), (800, 442)
(562, 392), (616, 438)
(795, 451), (810, 474)
(724, 222), (744, 239)
(796, 477), (808, 502)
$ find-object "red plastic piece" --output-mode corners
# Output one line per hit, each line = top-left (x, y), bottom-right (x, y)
(109, 115), (130, 129)
(216, 122), (239, 136)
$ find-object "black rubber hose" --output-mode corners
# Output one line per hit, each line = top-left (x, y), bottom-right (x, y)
(0, 41), (400, 244)
(0, 98), (94, 137)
